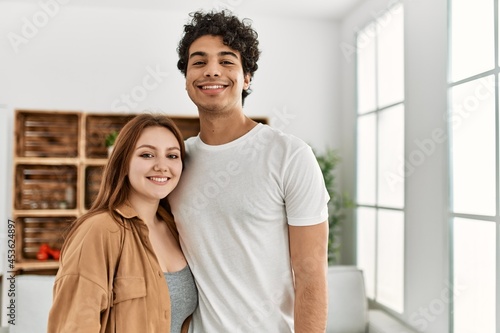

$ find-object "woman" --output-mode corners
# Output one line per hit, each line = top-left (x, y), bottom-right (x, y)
(48, 114), (197, 333)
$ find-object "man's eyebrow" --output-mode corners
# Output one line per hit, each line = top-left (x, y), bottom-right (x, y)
(189, 51), (239, 59)
(189, 51), (206, 59)
(219, 51), (239, 58)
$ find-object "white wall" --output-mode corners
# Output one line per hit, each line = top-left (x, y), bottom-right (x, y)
(339, 0), (449, 332)
(0, 0), (340, 278)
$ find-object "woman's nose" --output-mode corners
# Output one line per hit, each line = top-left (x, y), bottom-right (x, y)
(153, 159), (169, 173)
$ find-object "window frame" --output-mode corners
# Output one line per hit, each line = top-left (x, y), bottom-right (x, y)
(447, 0), (500, 331)
(354, 1), (406, 314)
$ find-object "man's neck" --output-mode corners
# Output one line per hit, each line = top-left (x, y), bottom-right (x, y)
(198, 110), (257, 145)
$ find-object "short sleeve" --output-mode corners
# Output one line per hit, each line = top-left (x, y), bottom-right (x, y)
(283, 145), (330, 226)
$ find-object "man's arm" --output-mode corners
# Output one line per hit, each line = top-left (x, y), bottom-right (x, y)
(289, 220), (329, 333)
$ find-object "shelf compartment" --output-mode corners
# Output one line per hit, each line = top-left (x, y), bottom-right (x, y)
(15, 164), (77, 210)
(170, 117), (200, 139)
(16, 111), (79, 158)
(85, 114), (135, 158)
(85, 165), (105, 210)
(15, 215), (75, 261)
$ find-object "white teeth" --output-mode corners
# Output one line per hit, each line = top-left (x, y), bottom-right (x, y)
(150, 177), (168, 182)
(201, 85), (224, 90)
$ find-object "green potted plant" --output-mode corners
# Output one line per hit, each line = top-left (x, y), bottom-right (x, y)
(313, 148), (353, 265)
(105, 130), (118, 157)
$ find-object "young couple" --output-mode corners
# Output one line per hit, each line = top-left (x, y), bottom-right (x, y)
(48, 10), (329, 333)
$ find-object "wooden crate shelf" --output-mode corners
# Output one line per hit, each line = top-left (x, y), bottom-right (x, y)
(13, 209), (79, 216)
(11, 110), (207, 272)
(169, 117), (200, 138)
(14, 215), (74, 262)
(13, 260), (60, 273)
(15, 110), (80, 158)
(14, 164), (77, 210)
(85, 114), (136, 159)
(84, 165), (105, 210)
(12, 110), (267, 272)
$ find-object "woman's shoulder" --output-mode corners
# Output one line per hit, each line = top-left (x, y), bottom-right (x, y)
(77, 211), (123, 236)
(61, 211), (124, 262)
(57, 211), (124, 282)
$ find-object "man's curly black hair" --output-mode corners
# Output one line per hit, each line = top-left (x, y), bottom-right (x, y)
(177, 10), (261, 103)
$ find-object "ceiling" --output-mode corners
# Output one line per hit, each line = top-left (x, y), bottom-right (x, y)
(43, 0), (366, 20)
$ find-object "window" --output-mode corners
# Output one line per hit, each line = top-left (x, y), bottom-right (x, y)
(355, 3), (405, 313)
(449, 0), (498, 332)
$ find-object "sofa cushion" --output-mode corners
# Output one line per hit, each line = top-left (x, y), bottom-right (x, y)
(327, 266), (369, 333)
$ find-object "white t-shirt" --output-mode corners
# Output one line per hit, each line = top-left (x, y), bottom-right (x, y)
(169, 123), (329, 333)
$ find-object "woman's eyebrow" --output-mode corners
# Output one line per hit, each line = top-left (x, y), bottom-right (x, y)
(136, 144), (157, 150)
(136, 145), (180, 151)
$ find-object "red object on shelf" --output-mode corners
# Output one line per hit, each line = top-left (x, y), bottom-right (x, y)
(36, 251), (49, 260)
(49, 249), (61, 260)
(37, 243), (61, 261)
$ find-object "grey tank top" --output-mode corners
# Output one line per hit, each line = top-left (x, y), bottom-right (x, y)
(164, 265), (198, 333)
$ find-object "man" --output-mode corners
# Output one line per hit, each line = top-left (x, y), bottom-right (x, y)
(169, 10), (329, 332)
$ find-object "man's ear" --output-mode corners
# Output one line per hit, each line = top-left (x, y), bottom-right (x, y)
(243, 73), (251, 90)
